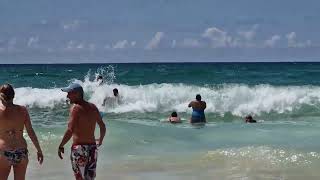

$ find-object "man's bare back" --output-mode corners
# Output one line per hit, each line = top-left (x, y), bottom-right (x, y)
(70, 102), (101, 145)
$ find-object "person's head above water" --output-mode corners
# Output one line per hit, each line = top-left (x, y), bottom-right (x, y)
(196, 94), (201, 101)
(245, 115), (252, 120)
(171, 111), (178, 117)
(245, 115), (256, 123)
(96, 75), (103, 81)
(0, 83), (15, 105)
(113, 88), (119, 97)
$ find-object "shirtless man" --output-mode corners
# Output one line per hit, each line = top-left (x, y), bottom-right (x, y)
(58, 83), (106, 180)
(188, 94), (207, 124)
(0, 84), (43, 180)
(102, 88), (120, 107)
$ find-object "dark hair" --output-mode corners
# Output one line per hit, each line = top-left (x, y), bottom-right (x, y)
(171, 111), (178, 117)
(78, 90), (84, 99)
(246, 115), (253, 120)
(0, 84), (15, 101)
(113, 88), (119, 96)
(97, 75), (103, 80)
(196, 94), (201, 101)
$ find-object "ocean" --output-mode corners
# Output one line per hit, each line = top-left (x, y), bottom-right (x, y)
(2, 62), (320, 180)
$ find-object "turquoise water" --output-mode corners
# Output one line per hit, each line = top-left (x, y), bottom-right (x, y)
(2, 63), (320, 179)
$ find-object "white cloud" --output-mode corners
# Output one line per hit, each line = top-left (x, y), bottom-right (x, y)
(145, 32), (165, 50)
(62, 20), (81, 31)
(66, 40), (76, 50)
(64, 41), (97, 51)
(305, 40), (312, 47)
(238, 24), (259, 41)
(229, 38), (240, 47)
(286, 32), (312, 48)
(264, 35), (281, 47)
(286, 32), (296, 47)
(113, 40), (129, 49)
(27, 36), (39, 48)
(202, 27), (232, 48)
(171, 40), (177, 48)
(76, 43), (85, 49)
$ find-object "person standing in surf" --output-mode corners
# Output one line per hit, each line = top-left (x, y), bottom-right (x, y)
(58, 83), (106, 180)
(102, 88), (120, 107)
(0, 83), (44, 180)
(188, 94), (207, 124)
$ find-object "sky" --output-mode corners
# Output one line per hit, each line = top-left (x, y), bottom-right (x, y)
(0, 0), (320, 63)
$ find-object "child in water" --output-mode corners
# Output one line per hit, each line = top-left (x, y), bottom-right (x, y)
(245, 115), (257, 123)
(168, 111), (182, 123)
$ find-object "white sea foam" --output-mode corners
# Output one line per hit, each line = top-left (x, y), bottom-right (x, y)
(12, 80), (320, 116)
(14, 87), (66, 108)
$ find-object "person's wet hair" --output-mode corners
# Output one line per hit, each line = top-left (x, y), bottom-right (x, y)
(0, 83), (15, 101)
(246, 115), (253, 120)
(113, 88), (119, 96)
(97, 75), (103, 80)
(196, 94), (201, 101)
(171, 111), (178, 117)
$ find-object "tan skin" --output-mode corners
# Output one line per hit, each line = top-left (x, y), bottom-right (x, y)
(58, 91), (106, 159)
(188, 101), (206, 110)
(168, 117), (181, 123)
(0, 99), (43, 180)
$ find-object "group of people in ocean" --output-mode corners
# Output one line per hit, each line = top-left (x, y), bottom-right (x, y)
(168, 94), (207, 124)
(168, 94), (256, 124)
(0, 79), (256, 180)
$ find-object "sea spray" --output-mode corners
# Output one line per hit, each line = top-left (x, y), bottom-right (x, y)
(13, 83), (320, 117)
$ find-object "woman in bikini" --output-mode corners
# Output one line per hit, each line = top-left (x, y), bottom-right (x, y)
(0, 84), (43, 179)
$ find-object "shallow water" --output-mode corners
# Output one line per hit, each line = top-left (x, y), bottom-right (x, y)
(2, 63), (320, 179)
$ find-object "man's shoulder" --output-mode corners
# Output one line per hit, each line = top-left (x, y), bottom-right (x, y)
(87, 102), (98, 109)
(70, 104), (81, 110)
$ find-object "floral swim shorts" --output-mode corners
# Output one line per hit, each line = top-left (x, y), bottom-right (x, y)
(70, 144), (98, 180)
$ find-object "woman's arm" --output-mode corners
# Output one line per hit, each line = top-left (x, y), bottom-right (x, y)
(23, 106), (43, 164)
